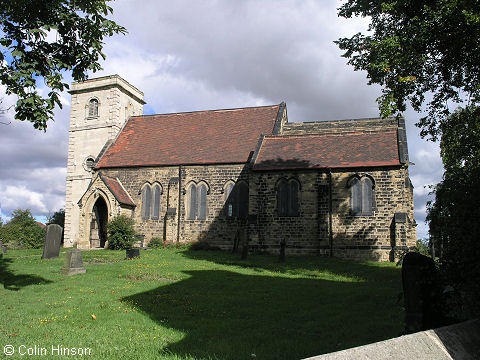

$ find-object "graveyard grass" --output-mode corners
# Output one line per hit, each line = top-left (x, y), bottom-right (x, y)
(0, 247), (403, 359)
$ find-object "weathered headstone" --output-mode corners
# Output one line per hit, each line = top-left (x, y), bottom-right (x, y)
(0, 239), (7, 255)
(232, 229), (240, 254)
(279, 239), (286, 263)
(402, 252), (442, 333)
(42, 224), (63, 259)
(240, 229), (248, 260)
(126, 248), (140, 259)
(61, 249), (86, 275)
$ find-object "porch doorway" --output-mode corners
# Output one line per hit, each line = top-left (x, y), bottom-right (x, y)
(90, 196), (108, 248)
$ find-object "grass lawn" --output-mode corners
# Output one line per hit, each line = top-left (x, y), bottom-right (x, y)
(0, 248), (404, 359)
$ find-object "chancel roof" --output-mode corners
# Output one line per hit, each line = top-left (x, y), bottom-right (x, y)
(252, 130), (401, 170)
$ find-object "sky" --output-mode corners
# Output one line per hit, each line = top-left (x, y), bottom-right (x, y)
(0, 0), (443, 238)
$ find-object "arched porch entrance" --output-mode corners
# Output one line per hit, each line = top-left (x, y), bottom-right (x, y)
(90, 196), (108, 248)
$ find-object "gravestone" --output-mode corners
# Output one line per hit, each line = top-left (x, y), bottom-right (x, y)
(0, 239), (7, 255)
(126, 248), (140, 259)
(279, 239), (286, 263)
(402, 252), (442, 333)
(42, 224), (63, 259)
(61, 249), (86, 275)
(239, 229), (248, 260)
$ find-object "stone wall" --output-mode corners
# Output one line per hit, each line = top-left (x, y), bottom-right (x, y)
(96, 162), (416, 260)
(249, 166), (416, 260)
(100, 163), (249, 248)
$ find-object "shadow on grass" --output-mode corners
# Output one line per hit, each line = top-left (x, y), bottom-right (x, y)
(122, 265), (403, 360)
(0, 254), (52, 291)
(182, 248), (401, 283)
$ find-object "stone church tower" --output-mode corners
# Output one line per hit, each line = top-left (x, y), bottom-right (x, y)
(64, 75), (145, 247)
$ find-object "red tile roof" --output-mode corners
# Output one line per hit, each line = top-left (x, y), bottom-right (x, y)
(96, 105), (281, 168)
(100, 175), (135, 207)
(252, 130), (401, 170)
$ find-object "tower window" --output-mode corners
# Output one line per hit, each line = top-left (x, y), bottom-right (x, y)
(88, 99), (99, 118)
(85, 157), (95, 169)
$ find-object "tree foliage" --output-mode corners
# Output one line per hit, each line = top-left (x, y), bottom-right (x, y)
(107, 215), (136, 250)
(337, 1), (480, 319)
(336, 0), (480, 139)
(0, 0), (126, 130)
(0, 209), (46, 249)
(426, 106), (480, 319)
(48, 208), (65, 227)
(48, 208), (65, 242)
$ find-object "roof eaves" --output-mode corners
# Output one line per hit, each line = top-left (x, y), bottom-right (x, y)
(116, 177), (136, 206)
(99, 174), (135, 207)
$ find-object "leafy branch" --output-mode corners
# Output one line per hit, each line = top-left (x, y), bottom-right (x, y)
(0, 0), (127, 131)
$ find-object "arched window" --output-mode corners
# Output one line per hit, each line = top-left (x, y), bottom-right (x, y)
(224, 182), (235, 217)
(351, 178), (361, 214)
(224, 181), (249, 218)
(198, 183), (208, 220)
(152, 184), (162, 220)
(187, 184), (197, 220)
(277, 178), (299, 216)
(88, 99), (99, 118)
(186, 182), (208, 220)
(350, 176), (374, 215)
(362, 178), (373, 214)
(141, 185), (151, 220)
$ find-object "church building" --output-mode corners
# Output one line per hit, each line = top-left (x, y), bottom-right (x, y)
(64, 75), (416, 261)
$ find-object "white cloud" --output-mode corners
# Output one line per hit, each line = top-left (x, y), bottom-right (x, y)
(0, 185), (48, 214)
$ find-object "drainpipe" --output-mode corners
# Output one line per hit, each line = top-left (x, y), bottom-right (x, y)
(177, 165), (182, 243)
(328, 169), (333, 257)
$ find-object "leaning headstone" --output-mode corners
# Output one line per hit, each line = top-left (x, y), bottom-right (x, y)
(61, 249), (86, 276)
(42, 224), (63, 259)
(126, 248), (140, 259)
(0, 239), (7, 255)
(402, 252), (441, 333)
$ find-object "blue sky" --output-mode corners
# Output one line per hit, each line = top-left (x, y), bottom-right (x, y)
(0, 0), (443, 238)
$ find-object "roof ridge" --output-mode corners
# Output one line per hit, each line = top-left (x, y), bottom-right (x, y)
(264, 129), (396, 139)
(284, 116), (402, 124)
(128, 103), (281, 118)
